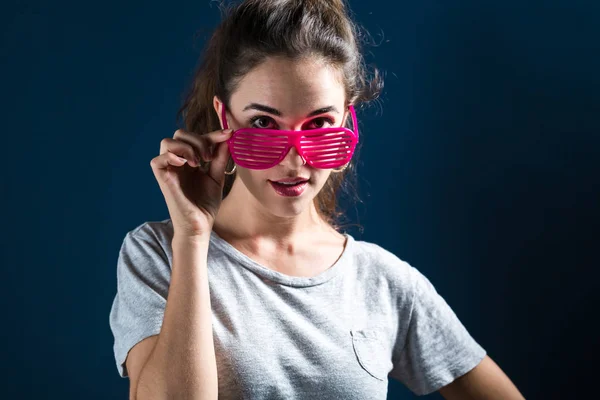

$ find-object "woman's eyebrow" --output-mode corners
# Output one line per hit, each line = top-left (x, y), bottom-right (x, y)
(242, 103), (339, 117)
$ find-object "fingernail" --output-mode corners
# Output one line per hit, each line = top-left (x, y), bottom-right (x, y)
(223, 129), (233, 134)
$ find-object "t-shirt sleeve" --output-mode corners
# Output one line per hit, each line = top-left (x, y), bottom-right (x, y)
(389, 266), (487, 395)
(109, 227), (171, 378)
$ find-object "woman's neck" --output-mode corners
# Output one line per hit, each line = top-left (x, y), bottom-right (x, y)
(212, 180), (334, 245)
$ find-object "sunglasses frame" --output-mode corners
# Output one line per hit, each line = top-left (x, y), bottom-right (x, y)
(221, 104), (359, 170)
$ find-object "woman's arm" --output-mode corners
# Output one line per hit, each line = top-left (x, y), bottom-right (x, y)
(438, 355), (525, 400)
(134, 235), (218, 400)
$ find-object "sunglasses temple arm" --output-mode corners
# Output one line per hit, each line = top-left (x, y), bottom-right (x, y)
(349, 105), (359, 139)
(221, 104), (229, 130)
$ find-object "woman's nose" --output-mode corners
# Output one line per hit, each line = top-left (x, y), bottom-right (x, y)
(279, 145), (306, 168)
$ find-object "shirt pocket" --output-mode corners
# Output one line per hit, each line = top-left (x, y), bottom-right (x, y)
(350, 328), (393, 381)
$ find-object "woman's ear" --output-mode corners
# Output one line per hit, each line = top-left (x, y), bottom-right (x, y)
(213, 95), (224, 129)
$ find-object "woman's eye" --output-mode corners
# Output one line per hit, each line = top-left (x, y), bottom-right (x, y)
(250, 116), (275, 129)
(306, 117), (334, 129)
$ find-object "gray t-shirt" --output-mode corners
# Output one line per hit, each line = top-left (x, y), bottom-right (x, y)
(109, 219), (486, 398)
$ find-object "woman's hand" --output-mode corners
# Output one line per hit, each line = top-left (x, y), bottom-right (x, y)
(150, 128), (234, 239)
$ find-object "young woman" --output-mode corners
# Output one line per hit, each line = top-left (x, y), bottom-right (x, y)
(109, 1), (525, 399)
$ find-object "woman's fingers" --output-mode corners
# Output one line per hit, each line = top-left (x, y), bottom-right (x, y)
(150, 151), (189, 170)
(159, 138), (199, 167)
(172, 128), (233, 162)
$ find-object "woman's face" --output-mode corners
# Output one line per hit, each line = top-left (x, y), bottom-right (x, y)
(213, 56), (348, 218)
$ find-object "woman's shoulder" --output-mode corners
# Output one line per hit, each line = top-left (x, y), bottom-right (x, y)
(118, 219), (175, 265)
(352, 236), (409, 267)
(350, 236), (419, 286)
(126, 218), (174, 244)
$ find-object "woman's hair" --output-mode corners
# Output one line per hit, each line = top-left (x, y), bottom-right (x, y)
(177, 0), (383, 232)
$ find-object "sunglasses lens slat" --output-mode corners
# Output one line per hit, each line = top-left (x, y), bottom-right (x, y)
(235, 137), (287, 146)
(235, 153), (282, 162)
(301, 143), (352, 152)
(231, 146), (285, 156)
(305, 152), (352, 161)
(301, 142), (352, 150)
(310, 152), (351, 161)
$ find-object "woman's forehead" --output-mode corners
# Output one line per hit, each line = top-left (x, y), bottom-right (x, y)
(231, 58), (345, 114)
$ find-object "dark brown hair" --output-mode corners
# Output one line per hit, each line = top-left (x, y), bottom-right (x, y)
(177, 0), (383, 232)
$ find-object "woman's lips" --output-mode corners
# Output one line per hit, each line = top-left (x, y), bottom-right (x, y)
(271, 177), (309, 183)
(269, 180), (308, 197)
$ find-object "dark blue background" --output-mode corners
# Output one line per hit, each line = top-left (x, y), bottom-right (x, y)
(2, 0), (598, 398)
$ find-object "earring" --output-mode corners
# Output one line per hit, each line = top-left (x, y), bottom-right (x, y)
(224, 161), (237, 175)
